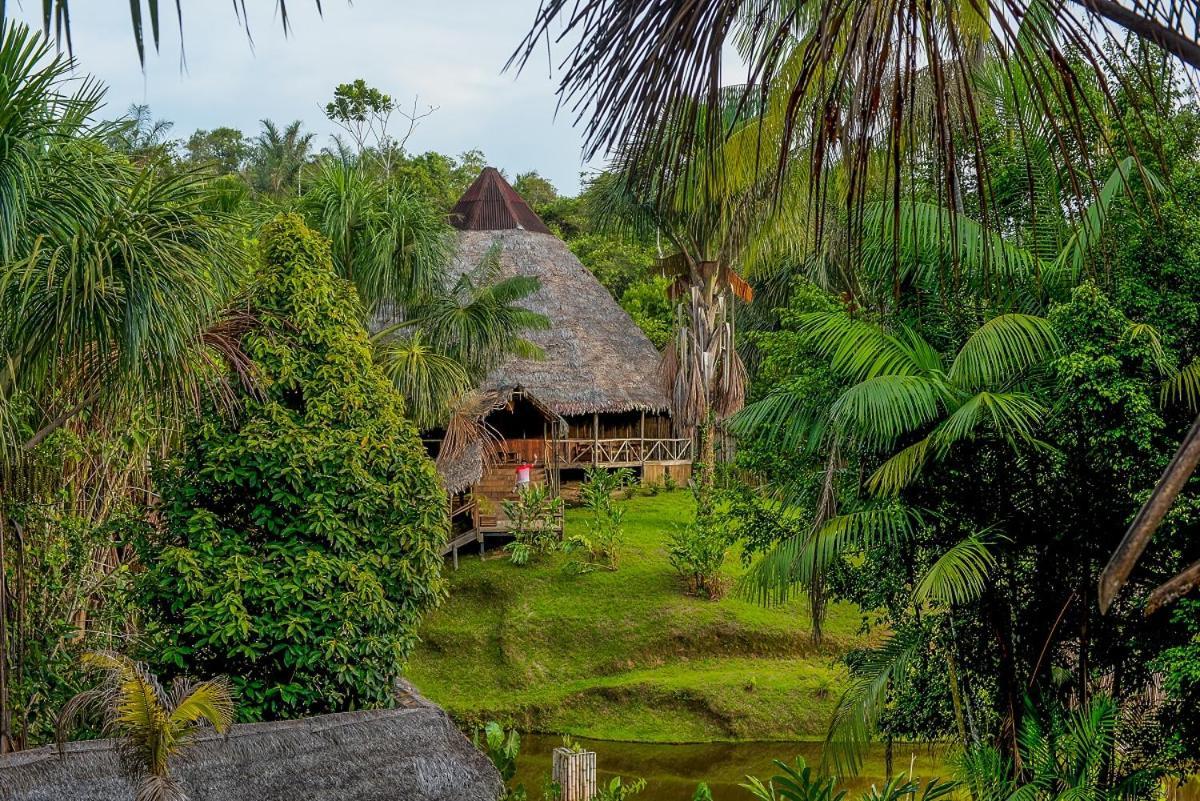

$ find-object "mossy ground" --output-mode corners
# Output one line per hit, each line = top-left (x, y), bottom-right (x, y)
(405, 490), (873, 742)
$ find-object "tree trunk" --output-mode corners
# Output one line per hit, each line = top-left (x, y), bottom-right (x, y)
(986, 587), (1020, 768)
(0, 509), (9, 754)
(695, 411), (717, 522)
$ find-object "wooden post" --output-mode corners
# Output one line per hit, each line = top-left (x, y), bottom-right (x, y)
(592, 412), (599, 466)
(639, 410), (646, 479)
(553, 748), (597, 801)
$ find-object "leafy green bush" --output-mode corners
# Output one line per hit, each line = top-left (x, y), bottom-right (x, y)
(503, 484), (564, 565)
(666, 516), (732, 600)
(135, 214), (448, 721)
(475, 721), (526, 799)
(564, 466), (634, 571)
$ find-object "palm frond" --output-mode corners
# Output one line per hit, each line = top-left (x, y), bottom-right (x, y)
(1054, 157), (1163, 286)
(913, 530), (1004, 608)
(374, 331), (473, 431)
(830, 374), (947, 451)
(866, 437), (934, 498)
(795, 312), (926, 382)
(948, 314), (1059, 390)
(728, 383), (830, 455)
(1160, 359), (1200, 411)
(824, 631), (922, 775)
(930, 391), (1046, 453)
(862, 201), (1045, 305)
(742, 506), (920, 606)
(1121, 322), (1172, 375)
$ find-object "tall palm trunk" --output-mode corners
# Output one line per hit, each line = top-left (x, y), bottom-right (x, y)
(669, 281), (745, 516)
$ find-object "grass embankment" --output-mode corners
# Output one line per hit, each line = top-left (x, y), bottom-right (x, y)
(406, 490), (872, 743)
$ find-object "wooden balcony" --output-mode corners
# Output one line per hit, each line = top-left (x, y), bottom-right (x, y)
(555, 437), (692, 467)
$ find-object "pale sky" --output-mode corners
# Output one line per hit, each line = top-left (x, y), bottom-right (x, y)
(8, 1), (599, 194)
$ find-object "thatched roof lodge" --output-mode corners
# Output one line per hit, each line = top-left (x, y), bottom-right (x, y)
(0, 690), (503, 801)
(419, 169), (693, 552)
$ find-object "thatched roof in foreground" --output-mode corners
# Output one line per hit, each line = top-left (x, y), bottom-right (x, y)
(0, 688), (503, 801)
(450, 227), (669, 417)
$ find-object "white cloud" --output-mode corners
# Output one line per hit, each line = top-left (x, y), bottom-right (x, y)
(7, 0), (595, 192)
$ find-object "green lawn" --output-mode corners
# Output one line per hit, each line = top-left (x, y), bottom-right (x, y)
(405, 490), (872, 742)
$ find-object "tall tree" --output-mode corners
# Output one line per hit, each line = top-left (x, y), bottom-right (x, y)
(136, 215), (449, 721)
(248, 119), (314, 196)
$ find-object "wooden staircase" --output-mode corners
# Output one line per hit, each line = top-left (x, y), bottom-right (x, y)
(475, 463), (548, 531)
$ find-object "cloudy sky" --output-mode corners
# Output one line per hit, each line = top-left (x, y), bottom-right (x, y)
(8, 1), (599, 193)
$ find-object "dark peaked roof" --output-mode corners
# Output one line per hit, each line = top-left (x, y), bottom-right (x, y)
(0, 688), (503, 801)
(450, 167), (552, 234)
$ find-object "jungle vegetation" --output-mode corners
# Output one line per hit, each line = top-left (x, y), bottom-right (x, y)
(1, 1), (1200, 797)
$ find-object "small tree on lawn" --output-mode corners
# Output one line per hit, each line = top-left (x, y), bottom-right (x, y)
(136, 214), (448, 721)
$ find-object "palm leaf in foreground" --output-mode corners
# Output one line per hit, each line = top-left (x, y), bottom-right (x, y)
(741, 506), (920, 607)
(57, 651), (235, 801)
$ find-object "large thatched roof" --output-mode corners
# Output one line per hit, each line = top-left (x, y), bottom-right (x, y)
(0, 688), (503, 801)
(372, 168), (670, 492)
(450, 226), (669, 417)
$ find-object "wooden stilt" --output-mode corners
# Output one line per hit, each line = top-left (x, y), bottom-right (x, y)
(639, 410), (646, 480)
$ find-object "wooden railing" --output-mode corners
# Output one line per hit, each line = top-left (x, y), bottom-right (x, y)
(555, 437), (692, 466)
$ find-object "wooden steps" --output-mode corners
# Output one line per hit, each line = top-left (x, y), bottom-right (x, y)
(475, 463), (547, 529)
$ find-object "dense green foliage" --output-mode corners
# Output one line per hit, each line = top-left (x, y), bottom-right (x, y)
(135, 216), (448, 721)
(728, 50), (1200, 779)
(8, 5), (1200, 789)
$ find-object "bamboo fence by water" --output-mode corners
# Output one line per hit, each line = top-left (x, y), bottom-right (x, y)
(552, 748), (597, 801)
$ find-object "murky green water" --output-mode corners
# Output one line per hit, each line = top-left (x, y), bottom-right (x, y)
(512, 735), (1200, 801)
(512, 735), (950, 801)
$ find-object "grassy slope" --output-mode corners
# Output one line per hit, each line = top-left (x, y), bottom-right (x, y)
(406, 490), (873, 743)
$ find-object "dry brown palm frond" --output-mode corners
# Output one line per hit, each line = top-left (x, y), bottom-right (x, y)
(438, 388), (506, 473)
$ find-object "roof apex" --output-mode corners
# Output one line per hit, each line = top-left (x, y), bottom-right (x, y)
(450, 167), (552, 234)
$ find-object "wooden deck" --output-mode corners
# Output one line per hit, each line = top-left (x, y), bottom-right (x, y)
(554, 437), (692, 467)
(437, 436), (691, 567)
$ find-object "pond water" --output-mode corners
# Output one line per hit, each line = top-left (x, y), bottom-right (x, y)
(512, 735), (950, 801)
(512, 735), (1200, 801)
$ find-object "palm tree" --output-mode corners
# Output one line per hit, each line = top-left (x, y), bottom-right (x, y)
(300, 158), (452, 312)
(511, 0), (1199, 244)
(0, 22), (248, 752)
(248, 119), (314, 196)
(0, 21), (245, 455)
(733, 310), (1061, 769)
(105, 103), (175, 164)
(57, 652), (235, 801)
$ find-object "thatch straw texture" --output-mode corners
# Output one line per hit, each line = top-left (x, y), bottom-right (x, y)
(451, 228), (668, 417)
(0, 690), (503, 801)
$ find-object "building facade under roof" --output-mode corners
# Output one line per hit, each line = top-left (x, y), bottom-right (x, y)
(428, 168), (693, 558)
